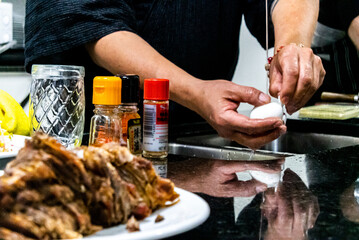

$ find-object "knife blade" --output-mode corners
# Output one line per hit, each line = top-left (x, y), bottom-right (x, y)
(321, 92), (359, 103)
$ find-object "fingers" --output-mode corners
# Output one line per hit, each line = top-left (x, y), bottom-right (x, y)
(224, 111), (284, 135)
(292, 199), (309, 236)
(276, 181), (294, 227)
(269, 44), (326, 114)
(286, 51), (324, 114)
(215, 111), (286, 149)
(215, 160), (279, 175)
(230, 85), (272, 107)
(282, 169), (319, 230)
(291, 192), (319, 233)
(242, 159), (285, 173)
(262, 188), (279, 222)
(306, 195), (319, 229)
(286, 48), (314, 114)
(277, 44), (300, 106)
(319, 57), (326, 85)
(283, 168), (308, 192)
(229, 125), (287, 150)
(317, 55), (326, 89)
(269, 65), (283, 98)
(222, 179), (268, 197)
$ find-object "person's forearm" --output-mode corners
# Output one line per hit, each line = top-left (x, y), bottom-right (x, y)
(348, 16), (359, 51)
(272, 0), (319, 49)
(86, 31), (201, 111)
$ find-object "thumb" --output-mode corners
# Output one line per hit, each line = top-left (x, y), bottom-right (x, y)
(232, 85), (271, 107)
(225, 179), (268, 197)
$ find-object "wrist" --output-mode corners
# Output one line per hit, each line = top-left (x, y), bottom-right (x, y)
(267, 43), (305, 66)
(169, 75), (204, 112)
(274, 41), (307, 52)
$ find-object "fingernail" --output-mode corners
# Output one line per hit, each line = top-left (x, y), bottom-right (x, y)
(274, 121), (282, 128)
(281, 96), (288, 105)
(287, 106), (297, 115)
(256, 185), (267, 193)
(259, 93), (270, 103)
(279, 127), (287, 135)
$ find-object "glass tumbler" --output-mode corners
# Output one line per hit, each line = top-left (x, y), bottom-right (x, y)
(29, 65), (85, 148)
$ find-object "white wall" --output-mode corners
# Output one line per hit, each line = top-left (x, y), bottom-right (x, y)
(233, 18), (274, 114)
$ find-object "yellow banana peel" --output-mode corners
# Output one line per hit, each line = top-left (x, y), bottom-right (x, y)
(0, 89), (30, 136)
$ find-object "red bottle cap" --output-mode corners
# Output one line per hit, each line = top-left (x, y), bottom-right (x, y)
(144, 79), (169, 100)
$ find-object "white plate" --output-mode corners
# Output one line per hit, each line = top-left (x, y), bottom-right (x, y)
(0, 134), (29, 159)
(85, 187), (210, 240)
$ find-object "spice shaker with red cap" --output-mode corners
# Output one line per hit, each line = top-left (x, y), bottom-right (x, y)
(142, 79), (169, 158)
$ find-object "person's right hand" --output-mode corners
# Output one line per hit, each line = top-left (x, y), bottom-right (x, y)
(191, 80), (286, 150)
(261, 169), (319, 240)
(168, 158), (284, 198)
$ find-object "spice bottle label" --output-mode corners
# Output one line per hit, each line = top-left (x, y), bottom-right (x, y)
(127, 118), (142, 155)
(153, 163), (167, 178)
(143, 103), (168, 152)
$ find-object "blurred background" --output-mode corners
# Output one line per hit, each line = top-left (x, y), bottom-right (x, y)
(0, 0), (30, 113)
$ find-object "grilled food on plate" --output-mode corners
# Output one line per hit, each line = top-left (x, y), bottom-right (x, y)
(0, 132), (179, 239)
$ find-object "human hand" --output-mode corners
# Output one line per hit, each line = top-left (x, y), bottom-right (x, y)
(191, 80), (286, 150)
(261, 169), (319, 240)
(168, 158), (284, 198)
(269, 44), (326, 114)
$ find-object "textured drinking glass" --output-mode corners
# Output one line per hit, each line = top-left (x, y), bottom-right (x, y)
(29, 65), (85, 148)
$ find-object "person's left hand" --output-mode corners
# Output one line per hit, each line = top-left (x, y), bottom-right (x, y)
(269, 44), (326, 114)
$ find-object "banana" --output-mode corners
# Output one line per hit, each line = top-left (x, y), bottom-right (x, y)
(0, 89), (30, 136)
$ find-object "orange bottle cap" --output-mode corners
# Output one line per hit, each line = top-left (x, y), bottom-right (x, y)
(93, 76), (122, 105)
(144, 79), (169, 100)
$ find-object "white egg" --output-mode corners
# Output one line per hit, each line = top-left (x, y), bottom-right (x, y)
(250, 102), (283, 119)
(248, 170), (281, 188)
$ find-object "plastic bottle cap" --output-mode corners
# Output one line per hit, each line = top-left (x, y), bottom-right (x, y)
(144, 79), (169, 100)
(117, 74), (140, 103)
(93, 76), (121, 105)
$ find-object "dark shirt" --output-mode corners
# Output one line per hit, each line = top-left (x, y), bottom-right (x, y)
(318, 0), (359, 31)
(25, 0), (275, 134)
(308, 0), (359, 104)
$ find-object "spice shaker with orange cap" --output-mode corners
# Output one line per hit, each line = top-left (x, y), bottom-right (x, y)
(89, 76), (122, 146)
(142, 79), (169, 158)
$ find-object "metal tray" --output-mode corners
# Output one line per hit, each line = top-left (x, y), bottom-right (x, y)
(169, 143), (292, 161)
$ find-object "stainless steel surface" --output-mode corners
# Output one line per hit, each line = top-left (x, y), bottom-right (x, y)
(175, 132), (359, 154)
(169, 143), (291, 161)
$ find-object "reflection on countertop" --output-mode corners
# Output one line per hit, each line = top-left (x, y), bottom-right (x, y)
(159, 143), (359, 240)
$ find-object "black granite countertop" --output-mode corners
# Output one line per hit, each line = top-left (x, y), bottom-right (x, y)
(75, 114), (359, 239)
(157, 143), (359, 240)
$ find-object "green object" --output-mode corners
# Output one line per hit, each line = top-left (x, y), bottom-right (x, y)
(299, 104), (359, 120)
